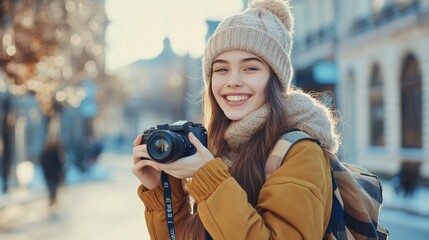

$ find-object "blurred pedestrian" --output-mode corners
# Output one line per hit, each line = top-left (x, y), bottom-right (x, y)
(88, 136), (103, 165)
(394, 160), (421, 197)
(1, 99), (13, 194)
(39, 138), (65, 208)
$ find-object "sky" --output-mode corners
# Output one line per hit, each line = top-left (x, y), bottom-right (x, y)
(105, 0), (244, 74)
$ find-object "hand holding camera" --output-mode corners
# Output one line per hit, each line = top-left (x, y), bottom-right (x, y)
(132, 121), (214, 185)
(132, 135), (162, 189)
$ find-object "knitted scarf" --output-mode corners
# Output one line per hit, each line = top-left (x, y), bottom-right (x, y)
(222, 89), (340, 166)
(223, 105), (269, 166)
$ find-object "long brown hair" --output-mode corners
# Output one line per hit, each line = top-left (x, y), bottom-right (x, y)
(177, 71), (290, 239)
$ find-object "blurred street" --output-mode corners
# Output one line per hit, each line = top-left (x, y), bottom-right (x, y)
(1, 0), (428, 239)
(0, 151), (429, 239)
(0, 152), (150, 240)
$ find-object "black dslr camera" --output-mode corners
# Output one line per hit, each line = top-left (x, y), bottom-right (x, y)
(141, 120), (207, 163)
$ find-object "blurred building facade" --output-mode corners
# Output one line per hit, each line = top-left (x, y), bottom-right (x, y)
(291, 0), (429, 177)
(111, 38), (203, 142)
(0, 0), (108, 193)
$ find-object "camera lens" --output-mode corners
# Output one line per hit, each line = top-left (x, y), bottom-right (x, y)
(147, 131), (187, 163)
(152, 137), (171, 155)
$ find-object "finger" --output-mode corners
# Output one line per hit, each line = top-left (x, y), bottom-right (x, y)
(188, 132), (214, 161)
(134, 159), (156, 169)
(133, 160), (149, 171)
(133, 154), (150, 165)
(188, 132), (205, 152)
(133, 144), (148, 153)
(133, 134), (143, 146)
(134, 157), (164, 170)
(133, 145), (150, 164)
(132, 160), (159, 176)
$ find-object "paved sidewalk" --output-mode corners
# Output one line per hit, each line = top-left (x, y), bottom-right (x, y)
(0, 161), (111, 210)
(0, 152), (149, 240)
(381, 179), (429, 216)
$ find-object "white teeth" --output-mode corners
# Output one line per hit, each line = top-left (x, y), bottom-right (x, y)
(225, 95), (249, 102)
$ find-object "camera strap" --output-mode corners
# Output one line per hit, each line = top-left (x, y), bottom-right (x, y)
(161, 171), (176, 240)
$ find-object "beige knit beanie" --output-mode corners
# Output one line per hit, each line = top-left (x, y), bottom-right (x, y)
(204, 0), (340, 155)
(203, 0), (294, 92)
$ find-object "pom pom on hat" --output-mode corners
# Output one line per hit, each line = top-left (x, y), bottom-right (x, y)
(203, 0), (295, 92)
(250, 0), (294, 34)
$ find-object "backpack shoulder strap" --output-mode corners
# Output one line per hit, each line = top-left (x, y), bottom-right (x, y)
(264, 130), (319, 179)
(281, 130), (318, 145)
(264, 130), (389, 239)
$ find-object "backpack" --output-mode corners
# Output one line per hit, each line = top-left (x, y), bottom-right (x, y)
(265, 130), (389, 240)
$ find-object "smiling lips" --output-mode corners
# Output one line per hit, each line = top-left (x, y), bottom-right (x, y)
(223, 94), (251, 105)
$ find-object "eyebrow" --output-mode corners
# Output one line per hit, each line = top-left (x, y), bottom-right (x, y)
(213, 57), (264, 65)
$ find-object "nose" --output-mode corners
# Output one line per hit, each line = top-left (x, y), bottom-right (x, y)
(226, 71), (243, 87)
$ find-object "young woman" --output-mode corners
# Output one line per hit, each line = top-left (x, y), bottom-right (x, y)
(132, 0), (340, 239)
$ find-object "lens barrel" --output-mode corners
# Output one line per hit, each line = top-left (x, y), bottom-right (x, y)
(147, 130), (187, 163)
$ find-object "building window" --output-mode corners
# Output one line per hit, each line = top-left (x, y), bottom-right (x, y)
(369, 64), (385, 146)
(400, 54), (422, 148)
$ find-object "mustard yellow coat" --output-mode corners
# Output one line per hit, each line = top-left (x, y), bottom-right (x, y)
(138, 140), (332, 240)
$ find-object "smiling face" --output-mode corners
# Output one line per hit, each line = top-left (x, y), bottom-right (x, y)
(211, 50), (271, 121)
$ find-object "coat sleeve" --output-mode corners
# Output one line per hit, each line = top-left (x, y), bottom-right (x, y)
(137, 175), (191, 240)
(187, 140), (332, 240)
